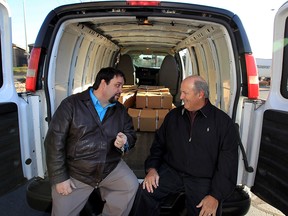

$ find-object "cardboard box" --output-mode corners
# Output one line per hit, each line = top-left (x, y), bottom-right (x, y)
(128, 108), (141, 130)
(139, 109), (156, 132)
(156, 109), (169, 129)
(137, 85), (169, 93)
(122, 85), (138, 92)
(136, 91), (173, 109)
(171, 103), (176, 110)
(119, 90), (136, 108)
(128, 108), (169, 132)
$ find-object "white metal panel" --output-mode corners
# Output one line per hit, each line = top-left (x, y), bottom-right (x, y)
(264, 2), (288, 112)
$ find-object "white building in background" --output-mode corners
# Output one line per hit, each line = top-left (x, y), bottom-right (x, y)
(256, 58), (272, 78)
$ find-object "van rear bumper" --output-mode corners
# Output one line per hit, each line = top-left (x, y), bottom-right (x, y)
(26, 177), (52, 212)
(26, 178), (250, 215)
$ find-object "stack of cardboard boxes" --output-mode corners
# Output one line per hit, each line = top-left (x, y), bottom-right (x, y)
(120, 85), (174, 132)
(118, 85), (138, 108)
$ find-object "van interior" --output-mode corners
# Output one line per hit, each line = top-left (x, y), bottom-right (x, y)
(47, 14), (237, 117)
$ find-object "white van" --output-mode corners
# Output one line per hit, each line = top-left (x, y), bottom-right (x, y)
(1, 0), (287, 215)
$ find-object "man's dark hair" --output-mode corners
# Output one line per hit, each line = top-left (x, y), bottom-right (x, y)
(92, 67), (126, 90)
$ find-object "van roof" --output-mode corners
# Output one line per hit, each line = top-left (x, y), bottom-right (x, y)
(34, 1), (252, 55)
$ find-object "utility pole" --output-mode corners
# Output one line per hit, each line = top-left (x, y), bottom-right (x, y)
(22, 0), (29, 61)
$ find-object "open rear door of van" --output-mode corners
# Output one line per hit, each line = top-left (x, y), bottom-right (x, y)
(0, 0), (27, 195)
(0, 0), (46, 197)
(249, 2), (288, 215)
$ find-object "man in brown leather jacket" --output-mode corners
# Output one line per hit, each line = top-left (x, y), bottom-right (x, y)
(45, 67), (138, 216)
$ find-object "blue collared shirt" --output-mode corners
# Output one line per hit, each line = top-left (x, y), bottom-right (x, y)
(89, 88), (116, 121)
(89, 88), (129, 152)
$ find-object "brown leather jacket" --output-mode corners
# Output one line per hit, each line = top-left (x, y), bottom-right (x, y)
(44, 88), (136, 187)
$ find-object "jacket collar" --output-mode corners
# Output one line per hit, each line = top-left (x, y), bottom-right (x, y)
(78, 87), (93, 101)
(181, 99), (212, 118)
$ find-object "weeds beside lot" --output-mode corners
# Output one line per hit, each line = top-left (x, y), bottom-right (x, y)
(13, 66), (27, 73)
(14, 66), (27, 92)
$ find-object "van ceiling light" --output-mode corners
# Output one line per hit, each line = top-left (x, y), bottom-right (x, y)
(137, 16), (153, 26)
(127, 0), (160, 6)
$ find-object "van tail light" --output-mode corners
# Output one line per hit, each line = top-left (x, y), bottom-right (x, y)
(26, 48), (41, 92)
(126, 0), (160, 6)
(245, 53), (259, 99)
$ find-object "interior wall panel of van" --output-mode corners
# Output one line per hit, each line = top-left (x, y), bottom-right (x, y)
(54, 26), (80, 109)
(214, 36), (233, 114)
(202, 41), (217, 107)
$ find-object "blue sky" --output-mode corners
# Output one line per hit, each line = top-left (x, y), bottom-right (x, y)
(6, 0), (287, 59)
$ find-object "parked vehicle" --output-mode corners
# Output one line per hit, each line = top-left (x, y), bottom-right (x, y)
(1, 0), (288, 215)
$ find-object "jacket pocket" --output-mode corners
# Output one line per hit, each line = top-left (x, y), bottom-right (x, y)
(71, 140), (106, 160)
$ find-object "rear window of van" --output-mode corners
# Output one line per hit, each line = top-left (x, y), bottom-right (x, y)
(131, 54), (165, 68)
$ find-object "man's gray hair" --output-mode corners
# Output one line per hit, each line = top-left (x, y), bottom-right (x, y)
(192, 76), (209, 98)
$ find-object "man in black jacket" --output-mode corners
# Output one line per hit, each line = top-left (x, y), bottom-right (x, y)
(45, 67), (138, 216)
(131, 75), (238, 216)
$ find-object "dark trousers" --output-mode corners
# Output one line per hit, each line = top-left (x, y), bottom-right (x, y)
(130, 163), (222, 216)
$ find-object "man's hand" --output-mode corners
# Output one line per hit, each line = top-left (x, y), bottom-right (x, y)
(55, 179), (76, 196)
(114, 132), (127, 149)
(142, 168), (159, 193)
(196, 195), (218, 216)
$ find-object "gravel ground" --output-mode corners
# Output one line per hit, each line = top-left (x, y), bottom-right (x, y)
(246, 193), (285, 216)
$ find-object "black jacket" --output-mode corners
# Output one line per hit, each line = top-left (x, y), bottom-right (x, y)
(145, 100), (238, 201)
(45, 88), (136, 187)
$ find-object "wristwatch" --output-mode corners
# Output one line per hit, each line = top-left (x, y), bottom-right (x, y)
(119, 142), (128, 155)
(120, 145), (125, 153)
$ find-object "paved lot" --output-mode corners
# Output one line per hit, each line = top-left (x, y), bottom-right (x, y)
(0, 181), (49, 216)
(259, 87), (270, 100)
(246, 193), (284, 216)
